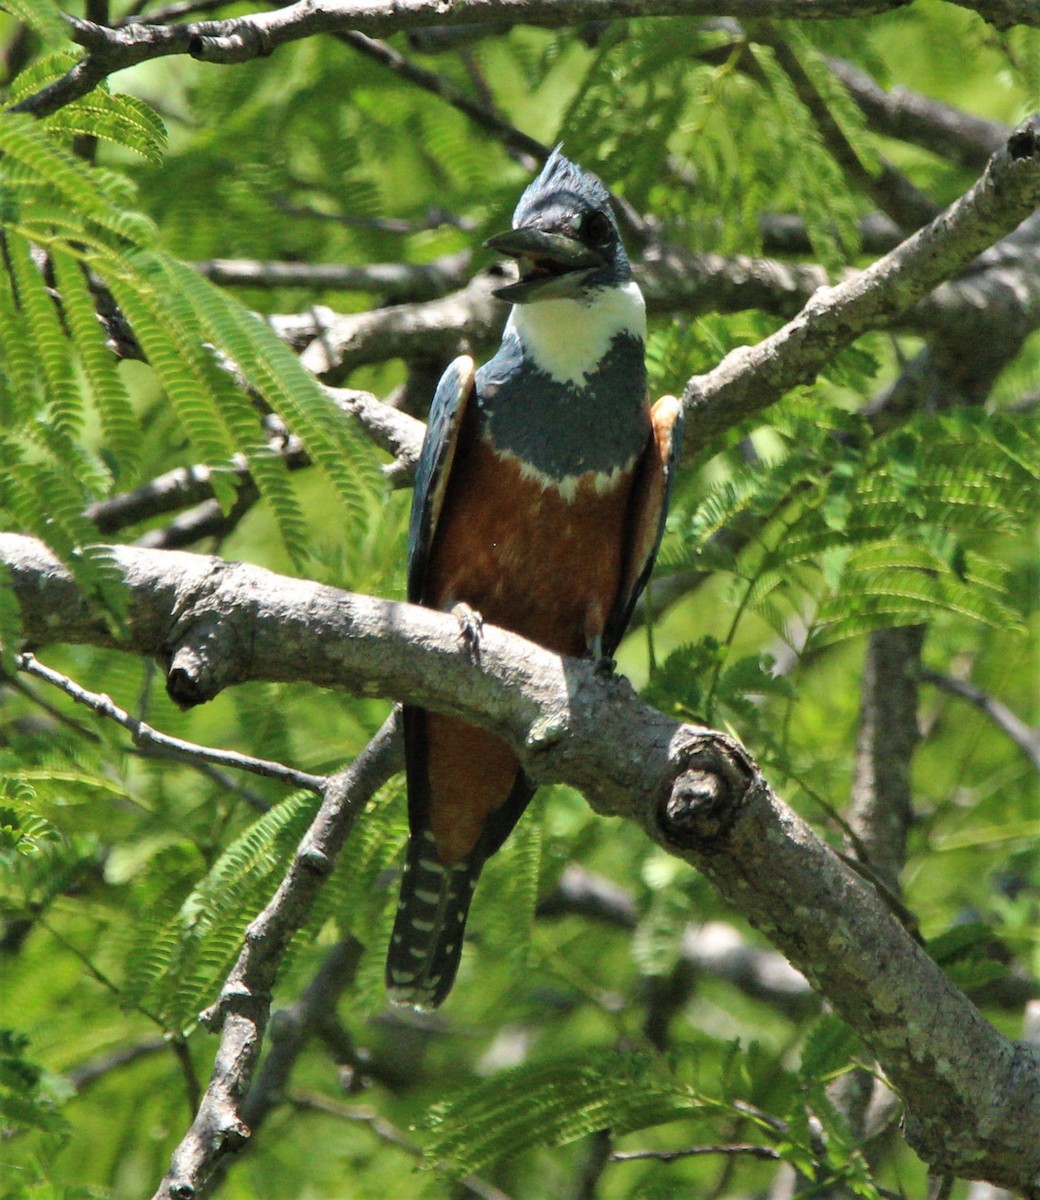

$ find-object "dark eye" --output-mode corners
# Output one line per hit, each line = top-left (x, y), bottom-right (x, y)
(583, 210), (613, 247)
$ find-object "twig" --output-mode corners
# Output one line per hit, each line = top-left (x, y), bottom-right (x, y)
(269, 195), (477, 233)
(919, 668), (1040, 772)
(86, 385), (422, 546)
(337, 31), (546, 170)
(134, 488), (259, 551)
(759, 211), (903, 256)
(131, 746), (272, 811)
(67, 1037), (169, 1091)
(609, 1142), (781, 1163)
(538, 866), (813, 1015)
(324, 386), (426, 481)
(203, 939), (365, 1186)
(85, 436), (306, 534)
(17, 653), (326, 794)
(824, 55), (1007, 172)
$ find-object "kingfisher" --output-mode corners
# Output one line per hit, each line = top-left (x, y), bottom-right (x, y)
(386, 148), (683, 1010)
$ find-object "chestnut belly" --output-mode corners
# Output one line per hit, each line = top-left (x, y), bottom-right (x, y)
(426, 436), (636, 658)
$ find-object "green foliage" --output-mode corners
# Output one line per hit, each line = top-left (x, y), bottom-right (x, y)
(425, 1050), (720, 1177)
(749, 41), (861, 272)
(0, 97), (384, 591)
(0, 5), (1036, 1199)
(0, 0), (66, 45)
(0, 1028), (69, 1140)
(120, 792), (321, 1032)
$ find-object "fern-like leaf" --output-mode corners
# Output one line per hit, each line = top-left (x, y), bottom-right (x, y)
(425, 1051), (719, 1178)
(49, 247), (140, 481)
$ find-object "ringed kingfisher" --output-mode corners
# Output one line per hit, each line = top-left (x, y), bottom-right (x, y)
(386, 148), (683, 1010)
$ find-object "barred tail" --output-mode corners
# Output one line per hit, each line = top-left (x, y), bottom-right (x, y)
(385, 829), (482, 1011)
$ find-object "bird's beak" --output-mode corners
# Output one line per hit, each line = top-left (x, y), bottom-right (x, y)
(484, 227), (605, 303)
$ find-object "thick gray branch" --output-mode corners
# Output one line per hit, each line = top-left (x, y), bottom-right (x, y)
(3, 530), (1039, 1196)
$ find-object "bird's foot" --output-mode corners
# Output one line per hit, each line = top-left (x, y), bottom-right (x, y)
(588, 635), (616, 678)
(452, 602), (484, 665)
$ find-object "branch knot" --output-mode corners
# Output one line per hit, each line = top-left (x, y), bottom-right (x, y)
(655, 735), (757, 852)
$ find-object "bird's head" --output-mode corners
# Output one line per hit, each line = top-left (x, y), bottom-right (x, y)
(485, 148), (631, 304)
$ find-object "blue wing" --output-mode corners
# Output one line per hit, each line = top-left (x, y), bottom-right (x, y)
(603, 395), (685, 656)
(407, 355), (476, 603)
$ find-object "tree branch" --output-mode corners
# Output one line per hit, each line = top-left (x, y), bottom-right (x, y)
(848, 626), (926, 892)
(824, 55), (1007, 172)
(3, 531), (1039, 1195)
(202, 938), (365, 1187)
(193, 250), (474, 302)
(684, 116), (1040, 448)
(17, 652), (326, 794)
(12, 0), (956, 119)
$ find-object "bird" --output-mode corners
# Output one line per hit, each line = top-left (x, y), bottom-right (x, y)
(386, 148), (683, 1010)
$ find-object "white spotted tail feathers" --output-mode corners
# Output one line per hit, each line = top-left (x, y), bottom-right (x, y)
(385, 829), (482, 1011)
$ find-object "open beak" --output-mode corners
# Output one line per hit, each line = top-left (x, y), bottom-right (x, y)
(484, 227), (605, 303)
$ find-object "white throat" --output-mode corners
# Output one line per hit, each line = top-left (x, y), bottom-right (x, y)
(505, 280), (646, 387)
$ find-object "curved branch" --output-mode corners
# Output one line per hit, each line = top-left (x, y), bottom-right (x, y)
(3, 530), (1039, 1195)
(12, 0), (925, 119)
(824, 56), (1007, 172)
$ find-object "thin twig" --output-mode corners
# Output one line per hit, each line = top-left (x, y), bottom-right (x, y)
(609, 1142), (781, 1163)
(919, 668), (1040, 772)
(193, 251), (473, 301)
(67, 1037), (169, 1090)
(17, 653), (326, 794)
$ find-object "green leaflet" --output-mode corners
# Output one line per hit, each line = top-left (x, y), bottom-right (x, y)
(424, 1051), (717, 1177)
(479, 813), (543, 972)
(122, 793), (318, 1032)
(0, 0), (66, 45)
(0, 106), (382, 573)
(156, 256), (385, 541)
(750, 42), (860, 274)
(44, 95), (167, 166)
(49, 248), (140, 481)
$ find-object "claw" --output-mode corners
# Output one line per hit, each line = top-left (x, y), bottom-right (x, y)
(588, 633), (616, 677)
(452, 602), (484, 665)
